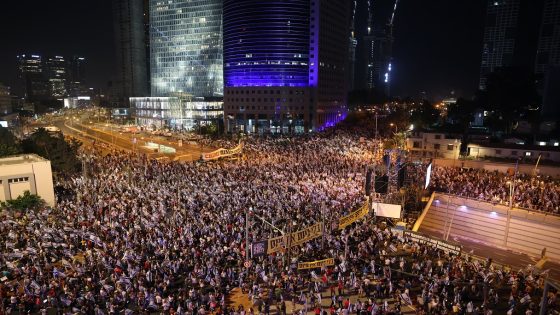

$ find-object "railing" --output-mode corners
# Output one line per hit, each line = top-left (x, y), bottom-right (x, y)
(431, 189), (560, 219)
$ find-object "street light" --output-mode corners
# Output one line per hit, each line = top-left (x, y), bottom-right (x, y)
(389, 123), (398, 134)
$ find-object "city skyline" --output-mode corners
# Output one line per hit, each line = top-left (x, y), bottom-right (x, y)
(0, 0), (488, 100)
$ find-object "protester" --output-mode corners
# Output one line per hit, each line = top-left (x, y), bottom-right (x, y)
(0, 132), (557, 314)
(431, 166), (560, 214)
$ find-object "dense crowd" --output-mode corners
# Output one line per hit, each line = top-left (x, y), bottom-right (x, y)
(0, 133), (557, 314)
(431, 166), (560, 214)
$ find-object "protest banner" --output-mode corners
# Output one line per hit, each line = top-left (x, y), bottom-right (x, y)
(267, 222), (324, 254)
(403, 230), (462, 255)
(297, 258), (335, 270)
(338, 199), (369, 230)
(202, 141), (244, 161)
(251, 240), (268, 257)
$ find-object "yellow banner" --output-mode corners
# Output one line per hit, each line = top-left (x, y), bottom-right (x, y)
(202, 141), (243, 161)
(267, 222), (324, 254)
(297, 258), (335, 270)
(338, 199), (369, 230)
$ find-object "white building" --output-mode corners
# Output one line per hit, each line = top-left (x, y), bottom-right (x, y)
(63, 96), (91, 109)
(130, 97), (223, 130)
(406, 130), (461, 159)
(467, 143), (560, 162)
(0, 154), (55, 207)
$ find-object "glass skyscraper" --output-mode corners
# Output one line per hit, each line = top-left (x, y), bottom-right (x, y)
(149, 0), (223, 98)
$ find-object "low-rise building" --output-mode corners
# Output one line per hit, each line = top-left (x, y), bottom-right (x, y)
(0, 154), (55, 207)
(467, 143), (560, 162)
(0, 83), (11, 116)
(406, 130), (461, 159)
(130, 96), (223, 130)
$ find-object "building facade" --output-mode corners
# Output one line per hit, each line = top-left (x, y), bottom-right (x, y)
(406, 131), (461, 159)
(130, 96), (222, 129)
(44, 56), (67, 99)
(467, 143), (560, 162)
(479, 0), (545, 90)
(17, 54), (50, 101)
(364, 27), (393, 94)
(536, 0), (560, 119)
(67, 56), (87, 97)
(17, 54), (89, 102)
(0, 83), (11, 116)
(113, 0), (150, 105)
(349, 0), (394, 95)
(223, 0), (349, 133)
(0, 154), (55, 207)
(351, 0), (372, 91)
(149, 0), (223, 98)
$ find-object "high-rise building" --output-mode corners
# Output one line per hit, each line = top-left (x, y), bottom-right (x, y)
(223, 0), (350, 133)
(149, 0), (223, 98)
(44, 56), (67, 99)
(17, 54), (50, 101)
(352, 0), (372, 91)
(479, 0), (544, 90)
(535, 0), (560, 75)
(67, 56), (87, 97)
(364, 27), (393, 94)
(113, 0), (150, 105)
(536, 0), (560, 118)
(349, 0), (394, 95)
(131, 0), (223, 130)
(0, 83), (11, 116)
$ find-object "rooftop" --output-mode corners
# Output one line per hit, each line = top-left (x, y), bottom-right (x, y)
(0, 154), (48, 167)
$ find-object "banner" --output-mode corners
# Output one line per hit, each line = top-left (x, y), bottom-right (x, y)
(267, 222), (324, 254)
(297, 258), (335, 270)
(338, 199), (369, 230)
(403, 230), (462, 255)
(202, 141), (243, 161)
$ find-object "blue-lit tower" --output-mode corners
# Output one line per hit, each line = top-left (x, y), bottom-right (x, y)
(223, 0), (350, 133)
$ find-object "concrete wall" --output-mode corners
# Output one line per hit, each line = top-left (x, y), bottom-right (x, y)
(466, 144), (560, 163)
(419, 193), (560, 262)
(433, 158), (560, 178)
(0, 155), (55, 207)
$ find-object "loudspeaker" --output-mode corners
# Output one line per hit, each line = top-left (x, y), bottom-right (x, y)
(383, 154), (390, 172)
(397, 167), (406, 189)
(375, 175), (388, 194)
(365, 168), (372, 195)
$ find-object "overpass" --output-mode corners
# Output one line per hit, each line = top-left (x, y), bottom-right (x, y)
(415, 193), (560, 277)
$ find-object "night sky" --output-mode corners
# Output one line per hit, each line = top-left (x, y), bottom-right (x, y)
(0, 0), (486, 100)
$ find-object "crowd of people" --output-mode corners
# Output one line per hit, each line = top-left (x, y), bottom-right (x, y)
(0, 132), (558, 314)
(431, 166), (560, 214)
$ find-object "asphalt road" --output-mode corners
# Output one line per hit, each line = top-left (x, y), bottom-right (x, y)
(421, 227), (560, 280)
(54, 119), (213, 161)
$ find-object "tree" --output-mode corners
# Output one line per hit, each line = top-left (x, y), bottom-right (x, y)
(0, 127), (22, 157)
(481, 67), (540, 133)
(447, 98), (478, 154)
(1, 190), (45, 211)
(411, 100), (439, 129)
(21, 128), (82, 174)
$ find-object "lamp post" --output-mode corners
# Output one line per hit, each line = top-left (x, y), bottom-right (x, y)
(504, 159), (519, 246)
